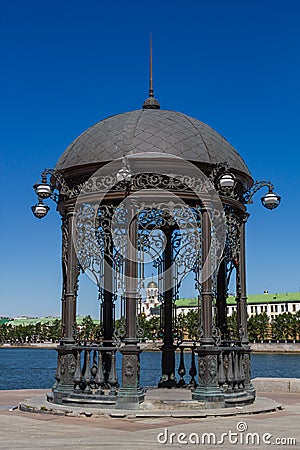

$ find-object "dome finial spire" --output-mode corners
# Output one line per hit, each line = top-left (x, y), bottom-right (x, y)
(142, 33), (160, 109)
(149, 32), (154, 97)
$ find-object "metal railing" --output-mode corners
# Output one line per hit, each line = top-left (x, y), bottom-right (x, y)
(72, 345), (118, 396)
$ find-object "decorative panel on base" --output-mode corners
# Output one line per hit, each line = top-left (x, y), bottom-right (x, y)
(116, 344), (145, 409)
(51, 344), (77, 404)
(192, 344), (256, 408)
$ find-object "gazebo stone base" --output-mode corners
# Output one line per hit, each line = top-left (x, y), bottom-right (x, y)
(245, 384), (256, 398)
(192, 386), (225, 408)
(224, 393), (255, 407)
(115, 387), (145, 409)
(21, 393), (279, 418)
(56, 392), (118, 407)
(50, 385), (74, 405)
(192, 388), (255, 409)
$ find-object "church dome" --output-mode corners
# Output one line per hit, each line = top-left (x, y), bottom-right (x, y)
(147, 280), (158, 289)
(56, 109), (251, 180)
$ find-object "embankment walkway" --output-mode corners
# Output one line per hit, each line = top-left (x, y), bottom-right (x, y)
(1, 379), (300, 449)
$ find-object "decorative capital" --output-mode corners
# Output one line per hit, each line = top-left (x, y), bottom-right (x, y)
(241, 212), (250, 224)
(142, 96), (160, 109)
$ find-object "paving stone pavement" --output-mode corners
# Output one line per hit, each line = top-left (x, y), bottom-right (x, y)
(1, 390), (299, 449)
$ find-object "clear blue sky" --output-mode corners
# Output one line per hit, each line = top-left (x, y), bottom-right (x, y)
(1, 0), (299, 318)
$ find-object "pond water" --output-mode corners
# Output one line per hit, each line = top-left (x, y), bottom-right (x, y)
(0, 348), (299, 390)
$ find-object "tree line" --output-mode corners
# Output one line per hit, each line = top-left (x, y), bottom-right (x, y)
(247, 311), (300, 341)
(1, 310), (300, 344)
(0, 316), (101, 344)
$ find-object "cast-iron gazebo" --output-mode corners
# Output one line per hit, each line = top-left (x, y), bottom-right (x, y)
(32, 81), (280, 409)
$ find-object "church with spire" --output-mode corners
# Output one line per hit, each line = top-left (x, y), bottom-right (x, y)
(142, 280), (159, 317)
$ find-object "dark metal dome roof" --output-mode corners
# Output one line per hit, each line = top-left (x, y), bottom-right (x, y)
(56, 109), (251, 176)
(147, 281), (158, 289)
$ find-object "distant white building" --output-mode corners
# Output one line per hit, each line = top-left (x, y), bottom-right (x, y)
(142, 281), (159, 317)
(147, 292), (300, 322)
(226, 292), (300, 321)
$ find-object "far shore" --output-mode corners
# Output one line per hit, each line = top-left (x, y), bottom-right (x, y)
(1, 342), (300, 353)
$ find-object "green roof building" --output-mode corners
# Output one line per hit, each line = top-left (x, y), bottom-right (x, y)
(173, 292), (300, 322)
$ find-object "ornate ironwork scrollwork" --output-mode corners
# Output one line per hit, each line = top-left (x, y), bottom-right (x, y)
(113, 317), (126, 347)
(136, 316), (145, 340)
(61, 217), (68, 335)
(208, 162), (239, 200)
(223, 206), (244, 294)
(79, 172), (213, 197)
(243, 180), (274, 204)
(212, 325), (222, 345)
(224, 207), (241, 261)
(43, 169), (222, 202)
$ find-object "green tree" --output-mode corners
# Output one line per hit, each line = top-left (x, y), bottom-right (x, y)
(146, 316), (160, 341)
(176, 312), (187, 339)
(258, 312), (270, 340)
(0, 324), (7, 343)
(185, 310), (200, 340)
(288, 313), (299, 341)
(227, 311), (238, 339)
(79, 315), (100, 341)
(175, 310), (199, 340)
(80, 315), (92, 340)
(5, 324), (14, 343)
(271, 313), (292, 340)
(248, 312), (269, 341)
(44, 320), (62, 342)
(135, 314), (160, 341)
(34, 322), (42, 342)
(295, 311), (300, 341)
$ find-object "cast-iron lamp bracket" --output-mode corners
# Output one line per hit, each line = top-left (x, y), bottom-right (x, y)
(244, 181), (281, 210)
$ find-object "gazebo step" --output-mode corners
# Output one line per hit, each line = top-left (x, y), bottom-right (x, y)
(224, 395), (254, 407)
(63, 396), (117, 406)
(142, 399), (205, 410)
